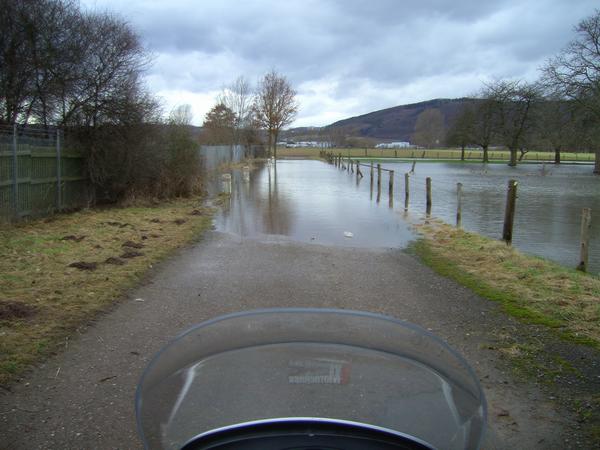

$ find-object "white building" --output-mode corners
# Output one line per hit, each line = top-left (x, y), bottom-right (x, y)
(375, 141), (411, 149)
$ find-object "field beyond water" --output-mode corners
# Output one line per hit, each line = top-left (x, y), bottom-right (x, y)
(0, 197), (213, 385)
(278, 146), (596, 163)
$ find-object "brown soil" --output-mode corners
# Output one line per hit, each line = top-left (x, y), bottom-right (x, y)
(120, 251), (144, 259)
(68, 261), (98, 271)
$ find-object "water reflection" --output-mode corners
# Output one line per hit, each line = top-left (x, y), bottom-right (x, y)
(215, 160), (414, 248)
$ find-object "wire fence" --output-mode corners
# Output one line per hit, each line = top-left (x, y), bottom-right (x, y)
(0, 124), (88, 220)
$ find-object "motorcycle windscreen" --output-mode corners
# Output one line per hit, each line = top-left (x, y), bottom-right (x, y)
(136, 309), (486, 450)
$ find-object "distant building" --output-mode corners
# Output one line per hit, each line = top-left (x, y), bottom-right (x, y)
(375, 141), (411, 149)
(282, 141), (332, 148)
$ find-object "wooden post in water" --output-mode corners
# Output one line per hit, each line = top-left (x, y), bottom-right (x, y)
(388, 170), (394, 208)
(377, 164), (382, 203)
(425, 177), (432, 216)
(410, 161), (416, 174)
(404, 173), (410, 211)
(577, 208), (592, 272)
(456, 182), (463, 228)
(356, 161), (363, 179)
(502, 180), (518, 244)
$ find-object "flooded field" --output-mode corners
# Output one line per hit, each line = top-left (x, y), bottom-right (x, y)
(215, 159), (600, 272)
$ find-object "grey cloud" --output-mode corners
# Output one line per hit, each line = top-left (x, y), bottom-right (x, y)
(81, 0), (599, 125)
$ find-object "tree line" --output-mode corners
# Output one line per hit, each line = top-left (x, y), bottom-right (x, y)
(0, 0), (200, 202)
(202, 70), (298, 159)
(440, 9), (600, 174)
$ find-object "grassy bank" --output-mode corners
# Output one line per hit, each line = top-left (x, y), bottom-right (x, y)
(278, 146), (596, 163)
(410, 221), (600, 348)
(0, 197), (213, 385)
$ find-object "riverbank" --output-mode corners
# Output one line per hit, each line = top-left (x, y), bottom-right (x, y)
(0, 197), (213, 385)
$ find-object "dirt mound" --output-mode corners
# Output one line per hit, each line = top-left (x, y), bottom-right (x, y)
(68, 261), (98, 271)
(120, 251), (144, 259)
(122, 241), (144, 249)
(0, 301), (37, 321)
(104, 257), (125, 266)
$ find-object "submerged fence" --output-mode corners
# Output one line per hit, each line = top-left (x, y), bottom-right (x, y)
(323, 151), (595, 273)
(0, 125), (88, 220)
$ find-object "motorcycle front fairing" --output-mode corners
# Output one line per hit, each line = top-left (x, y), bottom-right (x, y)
(136, 309), (486, 450)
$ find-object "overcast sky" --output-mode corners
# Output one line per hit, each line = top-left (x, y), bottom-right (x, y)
(80, 0), (598, 127)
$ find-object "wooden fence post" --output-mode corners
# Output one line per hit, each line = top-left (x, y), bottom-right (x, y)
(425, 177), (432, 216)
(502, 180), (518, 244)
(577, 208), (592, 272)
(56, 129), (62, 211)
(456, 182), (463, 228)
(388, 170), (394, 198)
(404, 173), (410, 211)
(377, 163), (382, 203)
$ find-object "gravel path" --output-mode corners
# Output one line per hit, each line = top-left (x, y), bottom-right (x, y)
(0, 231), (589, 449)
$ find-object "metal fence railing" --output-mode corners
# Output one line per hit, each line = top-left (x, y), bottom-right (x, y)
(0, 124), (88, 220)
(199, 144), (265, 172)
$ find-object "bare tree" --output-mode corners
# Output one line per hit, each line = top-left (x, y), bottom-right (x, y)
(486, 80), (541, 166)
(469, 96), (498, 163)
(446, 105), (475, 160)
(411, 108), (445, 148)
(542, 9), (600, 173)
(218, 76), (253, 144)
(253, 70), (298, 158)
(535, 94), (579, 164)
(170, 104), (193, 126)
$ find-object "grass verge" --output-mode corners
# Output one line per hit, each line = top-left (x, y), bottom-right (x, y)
(0, 197), (213, 385)
(409, 221), (600, 349)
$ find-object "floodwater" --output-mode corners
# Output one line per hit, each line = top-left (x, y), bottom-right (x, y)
(214, 160), (415, 248)
(214, 159), (600, 272)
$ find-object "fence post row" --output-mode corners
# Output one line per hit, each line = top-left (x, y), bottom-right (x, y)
(502, 179), (518, 245)
(577, 208), (592, 272)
